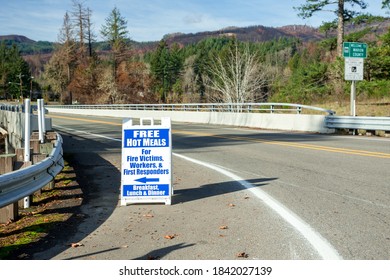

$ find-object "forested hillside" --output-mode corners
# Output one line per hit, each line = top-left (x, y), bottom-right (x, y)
(1, 1), (389, 114)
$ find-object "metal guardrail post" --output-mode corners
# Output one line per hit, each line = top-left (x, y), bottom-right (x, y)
(23, 99), (31, 208)
(37, 99), (44, 143)
(24, 99), (31, 163)
(41, 99), (46, 135)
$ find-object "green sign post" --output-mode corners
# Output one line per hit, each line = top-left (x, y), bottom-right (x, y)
(343, 42), (368, 117)
(343, 42), (367, 58)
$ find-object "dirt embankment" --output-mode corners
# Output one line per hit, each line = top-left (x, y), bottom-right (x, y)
(0, 155), (85, 260)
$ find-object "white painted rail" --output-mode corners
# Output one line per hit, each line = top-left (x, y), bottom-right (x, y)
(48, 102), (335, 115)
(47, 103), (336, 133)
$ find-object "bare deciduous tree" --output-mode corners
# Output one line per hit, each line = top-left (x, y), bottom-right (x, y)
(207, 43), (269, 109)
(71, 0), (88, 56)
(85, 8), (96, 57)
(43, 12), (77, 103)
(98, 67), (121, 104)
(58, 12), (76, 82)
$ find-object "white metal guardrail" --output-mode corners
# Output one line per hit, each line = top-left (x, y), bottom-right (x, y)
(0, 133), (64, 209)
(47, 102), (390, 133)
(47, 102), (338, 133)
(325, 116), (390, 131)
(48, 102), (336, 115)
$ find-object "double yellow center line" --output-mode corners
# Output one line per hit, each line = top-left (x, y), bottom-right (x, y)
(173, 129), (390, 159)
(51, 114), (390, 159)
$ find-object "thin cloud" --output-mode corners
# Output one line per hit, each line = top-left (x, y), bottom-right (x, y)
(183, 14), (204, 25)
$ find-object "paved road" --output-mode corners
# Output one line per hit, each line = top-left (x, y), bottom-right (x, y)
(34, 113), (390, 260)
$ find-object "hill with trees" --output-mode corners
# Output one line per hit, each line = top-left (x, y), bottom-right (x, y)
(3, 18), (389, 55)
(1, 0), (389, 115)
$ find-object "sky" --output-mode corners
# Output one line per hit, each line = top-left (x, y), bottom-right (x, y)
(0, 0), (389, 42)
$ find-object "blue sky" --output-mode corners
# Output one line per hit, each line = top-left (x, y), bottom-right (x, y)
(0, 0), (388, 42)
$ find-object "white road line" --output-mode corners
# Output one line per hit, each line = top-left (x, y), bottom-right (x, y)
(173, 153), (343, 260)
(54, 124), (342, 260)
(215, 164), (390, 210)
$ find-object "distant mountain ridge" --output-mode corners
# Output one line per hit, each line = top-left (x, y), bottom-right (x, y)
(0, 24), (326, 54)
(0, 34), (36, 43)
(1, 19), (389, 54)
(1, 24), (322, 45)
(163, 25), (324, 45)
(162, 19), (390, 45)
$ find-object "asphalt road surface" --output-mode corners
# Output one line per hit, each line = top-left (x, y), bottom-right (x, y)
(33, 113), (390, 260)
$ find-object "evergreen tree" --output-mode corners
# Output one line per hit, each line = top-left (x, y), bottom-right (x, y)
(382, 0), (390, 9)
(100, 7), (130, 80)
(365, 28), (390, 81)
(0, 43), (31, 100)
(0, 42), (7, 98)
(295, 0), (368, 57)
(150, 40), (184, 102)
(167, 43), (183, 100)
(150, 40), (171, 102)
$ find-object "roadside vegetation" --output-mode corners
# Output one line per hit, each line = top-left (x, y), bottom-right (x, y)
(0, 157), (83, 259)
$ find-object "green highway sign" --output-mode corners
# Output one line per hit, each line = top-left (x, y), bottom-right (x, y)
(343, 42), (367, 58)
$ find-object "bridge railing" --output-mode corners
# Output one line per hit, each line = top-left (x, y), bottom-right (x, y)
(47, 102), (336, 115)
(48, 103), (390, 132)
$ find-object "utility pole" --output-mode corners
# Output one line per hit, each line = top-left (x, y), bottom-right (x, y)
(30, 76), (34, 100)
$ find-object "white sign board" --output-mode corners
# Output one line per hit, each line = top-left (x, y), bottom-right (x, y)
(121, 117), (172, 205)
(345, 57), (364, 81)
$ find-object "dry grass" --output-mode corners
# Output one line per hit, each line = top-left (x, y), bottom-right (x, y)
(314, 97), (390, 117)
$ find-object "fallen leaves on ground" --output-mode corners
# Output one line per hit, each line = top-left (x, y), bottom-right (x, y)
(236, 252), (248, 258)
(70, 242), (84, 248)
(164, 234), (177, 240)
(143, 214), (154, 218)
(219, 225), (228, 230)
